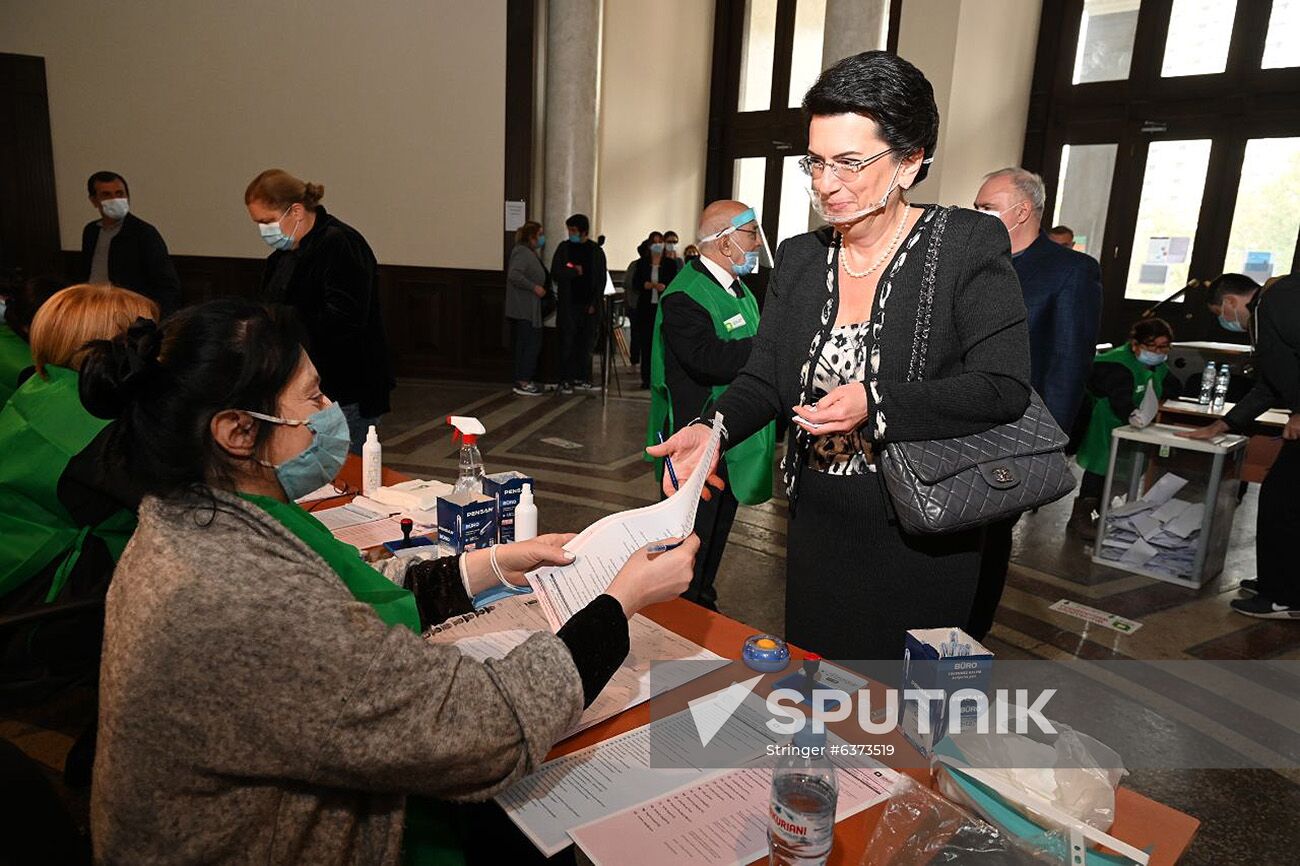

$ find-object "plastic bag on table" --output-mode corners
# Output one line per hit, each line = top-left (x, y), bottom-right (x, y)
(938, 722), (1126, 833)
(860, 775), (1067, 866)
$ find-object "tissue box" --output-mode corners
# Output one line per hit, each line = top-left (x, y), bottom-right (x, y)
(436, 492), (498, 554)
(901, 627), (993, 757)
(482, 471), (533, 543)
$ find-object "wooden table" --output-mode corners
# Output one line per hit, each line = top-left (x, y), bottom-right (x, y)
(331, 458), (1200, 865)
(1159, 398), (1285, 483)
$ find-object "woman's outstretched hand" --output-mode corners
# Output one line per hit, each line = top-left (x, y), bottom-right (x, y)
(645, 424), (725, 499)
(605, 535), (700, 617)
(466, 533), (577, 591)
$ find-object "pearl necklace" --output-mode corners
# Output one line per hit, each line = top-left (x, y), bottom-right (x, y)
(840, 205), (909, 279)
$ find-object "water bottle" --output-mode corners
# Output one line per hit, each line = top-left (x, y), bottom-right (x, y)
(1198, 361), (1217, 405)
(768, 727), (837, 866)
(1211, 364), (1230, 413)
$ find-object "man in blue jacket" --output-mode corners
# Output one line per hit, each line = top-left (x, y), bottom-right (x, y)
(967, 167), (1102, 640)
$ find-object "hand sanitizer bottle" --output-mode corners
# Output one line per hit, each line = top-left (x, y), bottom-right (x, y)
(514, 483), (538, 541)
(362, 425), (382, 497)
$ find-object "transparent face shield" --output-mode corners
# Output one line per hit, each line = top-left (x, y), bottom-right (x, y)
(697, 208), (774, 271)
(803, 154), (935, 225)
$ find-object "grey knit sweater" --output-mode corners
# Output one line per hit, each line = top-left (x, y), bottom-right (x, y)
(92, 489), (585, 865)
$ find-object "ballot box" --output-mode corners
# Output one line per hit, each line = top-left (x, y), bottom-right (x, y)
(1092, 423), (1249, 588)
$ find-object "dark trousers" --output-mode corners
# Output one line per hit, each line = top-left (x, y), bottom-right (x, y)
(510, 318), (542, 383)
(635, 301), (657, 387)
(1257, 440), (1300, 605)
(559, 303), (596, 385)
(1079, 470), (1106, 500)
(681, 458), (738, 610)
(969, 515), (1019, 641)
(628, 299), (643, 365)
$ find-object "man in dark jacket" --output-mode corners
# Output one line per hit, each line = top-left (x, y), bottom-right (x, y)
(968, 167), (1103, 640)
(80, 172), (181, 315)
(1183, 273), (1300, 619)
(550, 214), (606, 394)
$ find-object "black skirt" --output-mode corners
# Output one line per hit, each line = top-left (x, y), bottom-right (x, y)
(785, 467), (981, 660)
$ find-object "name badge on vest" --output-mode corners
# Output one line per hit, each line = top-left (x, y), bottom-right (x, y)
(723, 313), (747, 332)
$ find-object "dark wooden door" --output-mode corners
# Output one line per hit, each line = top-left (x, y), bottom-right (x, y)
(0, 53), (61, 287)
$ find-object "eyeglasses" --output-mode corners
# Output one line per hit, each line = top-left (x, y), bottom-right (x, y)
(797, 147), (895, 180)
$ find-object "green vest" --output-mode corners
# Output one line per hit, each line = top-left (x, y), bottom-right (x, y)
(0, 365), (136, 602)
(0, 322), (34, 405)
(241, 494), (464, 866)
(1076, 345), (1170, 477)
(645, 264), (775, 505)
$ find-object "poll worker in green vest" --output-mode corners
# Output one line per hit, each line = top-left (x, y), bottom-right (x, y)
(646, 201), (776, 610)
(0, 283), (158, 696)
(1069, 317), (1182, 540)
(80, 297), (698, 865)
(0, 276), (64, 404)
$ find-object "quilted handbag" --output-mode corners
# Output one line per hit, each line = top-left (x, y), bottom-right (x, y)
(877, 214), (1076, 535)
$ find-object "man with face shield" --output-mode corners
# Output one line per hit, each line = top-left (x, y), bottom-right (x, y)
(645, 202), (775, 610)
(1181, 271), (1300, 620)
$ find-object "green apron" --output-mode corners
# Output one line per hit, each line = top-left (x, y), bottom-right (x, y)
(0, 365), (136, 602)
(241, 494), (464, 866)
(1076, 345), (1169, 477)
(645, 265), (775, 505)
(0, 322), (32, 405)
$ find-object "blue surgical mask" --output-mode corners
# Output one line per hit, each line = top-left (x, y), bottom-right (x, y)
(568, 233), (582, 244)
(1218, 310), (1246, 333)
(258, 206), (300, 251)
(650, 243), (664, 254)
(731, 249), (760, 276)
(536, 233), (546, 249)
(246, 402), (351, 501)
(1137, 350), (1167, 367)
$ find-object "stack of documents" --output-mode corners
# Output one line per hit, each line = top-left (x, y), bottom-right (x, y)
(1098, 474), (1203, 577)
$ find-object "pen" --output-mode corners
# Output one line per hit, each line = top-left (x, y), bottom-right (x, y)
(656, 431), (680, 491)
(648, 540), (684, 554)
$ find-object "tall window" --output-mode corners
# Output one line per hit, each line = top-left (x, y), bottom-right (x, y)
(705, 0), (898, 299)
(1025, 0), (1300, 342)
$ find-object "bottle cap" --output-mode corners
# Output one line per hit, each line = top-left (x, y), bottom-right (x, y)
(520, 483), (534, 502)
(366, 425), (379, 444)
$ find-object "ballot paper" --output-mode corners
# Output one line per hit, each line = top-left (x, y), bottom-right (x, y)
(331, 517), (407, 550)
(1163, 502), (1205, 538)
(1129, 385), (1159, 428)
(1100, 473), (1204, 577)
(571, 754), (897, 866)
(426, 596), (726, 736)
(497, 683), (779, 857)
(526, 416), (725, 630)
(312, 501), (390, 531)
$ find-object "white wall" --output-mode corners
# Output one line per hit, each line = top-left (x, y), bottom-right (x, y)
(0, 0), (506, 270)
(595, 0), (714, 269)
(898, 0), (1041, 209)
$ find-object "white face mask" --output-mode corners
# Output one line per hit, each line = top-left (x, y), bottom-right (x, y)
(100, 197), (130, 220)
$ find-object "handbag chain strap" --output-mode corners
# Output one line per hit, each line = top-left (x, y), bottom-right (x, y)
(905, 205), (953, 384)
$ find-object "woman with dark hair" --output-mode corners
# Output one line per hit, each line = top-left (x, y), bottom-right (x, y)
(81, 298), (697, 863)
(650, 51), (1032, 659)
(506, 219), (548, 396)
(245, 169), (395, 454)
(1068, 318), (1182, 539)
(632, 231), (680, 389)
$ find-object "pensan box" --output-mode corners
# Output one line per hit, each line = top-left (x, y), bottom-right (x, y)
(436, 491), (498, 554)
(900, 627), (994, 757)
(482, 471), (533, 543)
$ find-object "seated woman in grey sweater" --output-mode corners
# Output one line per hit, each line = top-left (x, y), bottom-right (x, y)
(78, 298), (698, 865)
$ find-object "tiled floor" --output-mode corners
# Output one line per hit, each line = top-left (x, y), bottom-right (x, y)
(5, 368), (1298, 863)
